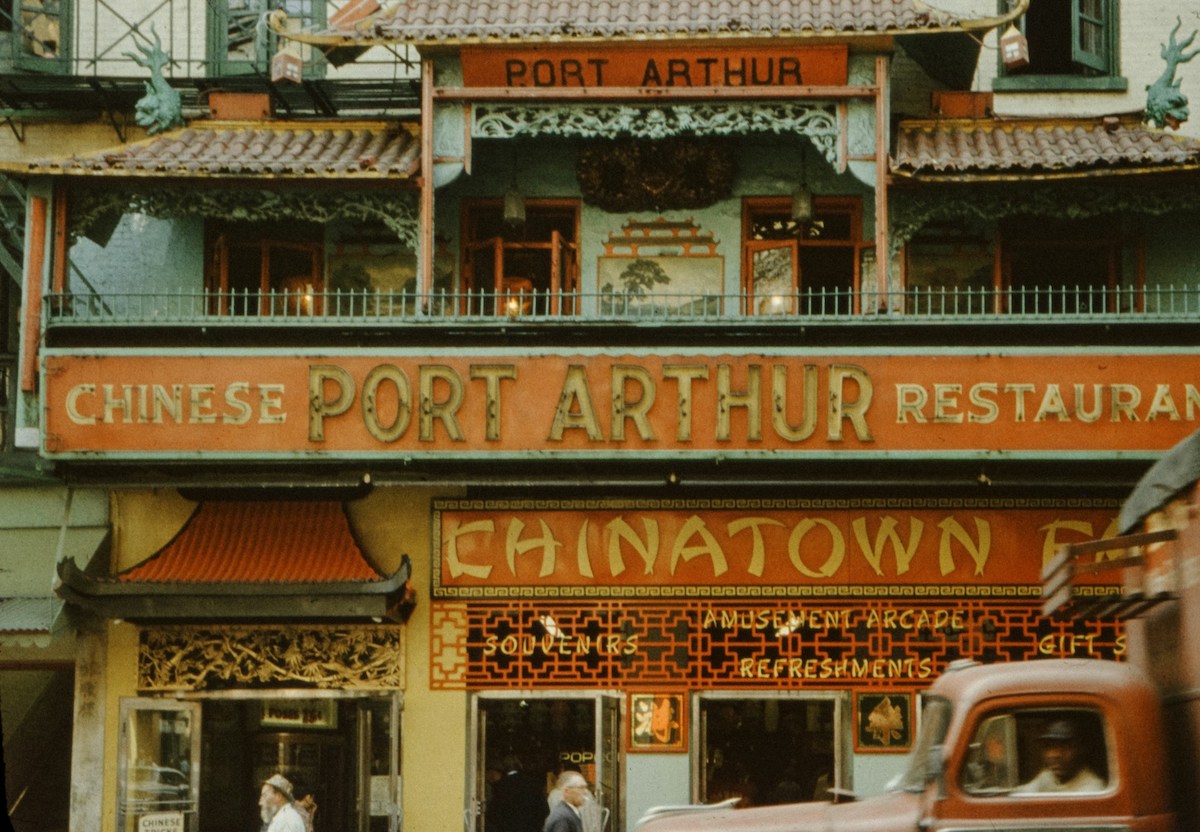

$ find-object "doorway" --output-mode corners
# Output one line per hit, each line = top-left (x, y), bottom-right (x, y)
(118, 693), (400, 832)
(470, 694), (621, 832)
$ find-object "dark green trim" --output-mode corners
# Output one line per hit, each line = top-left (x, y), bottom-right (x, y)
(993, 75), (1128, 92)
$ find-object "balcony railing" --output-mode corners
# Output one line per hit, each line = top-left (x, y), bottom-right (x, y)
(43, 284), (1200, 328)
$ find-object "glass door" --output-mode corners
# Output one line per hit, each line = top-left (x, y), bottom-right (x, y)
(118, 698), (202, 832)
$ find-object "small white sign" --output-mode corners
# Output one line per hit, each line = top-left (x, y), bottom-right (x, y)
(138, 812), (184, 832)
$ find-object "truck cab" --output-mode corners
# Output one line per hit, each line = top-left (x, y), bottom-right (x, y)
(638, 658), (1173, 832)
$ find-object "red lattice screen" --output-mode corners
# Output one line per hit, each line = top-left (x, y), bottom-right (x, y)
(431, 599), (1123, 690)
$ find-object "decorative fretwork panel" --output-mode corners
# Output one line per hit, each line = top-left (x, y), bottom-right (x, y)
(138, 624), (405, 691)
(430, 599), (1123, 691)
(473, 102), (840, 165)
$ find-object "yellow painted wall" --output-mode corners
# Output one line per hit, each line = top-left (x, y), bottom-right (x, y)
(103, 621), (142, 832)
(109, 489), (196, 571)
(352, 486), (468, 832)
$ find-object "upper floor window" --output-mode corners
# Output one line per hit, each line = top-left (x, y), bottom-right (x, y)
(742, 196), (864, 316)
(206, 220), (323, 315)
(461, 200), (580, 317)
(209, 0), (324, 78)
(10, 0), (70, 72)
(996, 0), (1124, 91)
(1001, 215), (1139, 314)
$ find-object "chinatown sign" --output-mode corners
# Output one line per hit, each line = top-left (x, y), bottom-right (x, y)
(432, 498), (1120, 598)
(39, 349), (1200, 458)
(459, 44), (849, 89)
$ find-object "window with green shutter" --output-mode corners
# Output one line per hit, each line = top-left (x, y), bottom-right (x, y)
(995, 0), (1125, 92)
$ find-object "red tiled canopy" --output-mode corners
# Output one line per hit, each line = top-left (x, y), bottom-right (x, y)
(56, 500), (414, 622)
(2, 121), (420, 180)
(120, 501), (384, 585)
(893, 118), (1200, 179)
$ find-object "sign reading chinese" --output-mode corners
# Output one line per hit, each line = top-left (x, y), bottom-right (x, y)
(41, 350), (1200, 458)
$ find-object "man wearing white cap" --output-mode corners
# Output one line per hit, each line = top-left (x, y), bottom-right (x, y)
(259, 773), (307, 832)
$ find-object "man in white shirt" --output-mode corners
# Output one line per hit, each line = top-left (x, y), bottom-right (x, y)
(260, 773), (307, 832)
(1014, 720), (1105, 794)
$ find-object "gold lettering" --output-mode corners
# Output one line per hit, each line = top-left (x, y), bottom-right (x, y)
(309, 364), (354, 442)
(829, 364), (872, 441)
(549, 365), (604, 440)
(663, 364), (708, 442)
(787, 518), (845, 578)
(470, 364), (516, 441)
(716, 364), (761, 441)
(670, 515), (729, 576)
(419, 365), (465, 442)
(362, 364), (411, 442)
(612, 365), (656, 441)
(772, 364), (817, 441)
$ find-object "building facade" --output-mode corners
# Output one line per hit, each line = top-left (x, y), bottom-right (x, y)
(3, 1), (1200, 831)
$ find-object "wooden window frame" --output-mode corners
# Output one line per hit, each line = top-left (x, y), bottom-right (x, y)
(460, 198), (581, 316)
(741, 196), (867, 316)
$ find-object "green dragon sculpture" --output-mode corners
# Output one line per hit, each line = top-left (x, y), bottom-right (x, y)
(124, 27), (183, 136)
(1145, 18), (1200, 130)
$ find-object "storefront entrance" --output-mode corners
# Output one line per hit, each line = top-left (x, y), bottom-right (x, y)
(470, 694), (622, 832)
(118, 693), (401, 832)
(697, 693), (845, 807)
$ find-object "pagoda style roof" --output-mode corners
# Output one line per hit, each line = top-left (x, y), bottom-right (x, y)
(57, 500), (415, 622)
(276, 0), (1027, 47)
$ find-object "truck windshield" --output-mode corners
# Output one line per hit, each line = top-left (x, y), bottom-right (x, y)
(896, 697), (952, 792)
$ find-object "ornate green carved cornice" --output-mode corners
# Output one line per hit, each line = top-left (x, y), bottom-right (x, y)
(890, 179), (1200, 251)
(472, 102), (840, 167)
(69, 186), (421, 249)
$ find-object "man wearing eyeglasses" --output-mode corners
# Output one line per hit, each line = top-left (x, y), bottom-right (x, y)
(543, 772), (590, 832)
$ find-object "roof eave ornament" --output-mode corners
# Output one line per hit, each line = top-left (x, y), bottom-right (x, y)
(1145, 18), (1200, 131)
(124, 26), (183, 136)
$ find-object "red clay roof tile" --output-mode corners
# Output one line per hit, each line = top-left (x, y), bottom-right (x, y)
(894, 118), (1200, 177)
(118, 501), (385, 585)
(4, 122), (420, 180)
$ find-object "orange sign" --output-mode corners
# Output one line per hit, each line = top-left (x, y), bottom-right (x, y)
(433, 499), (1121, 596)
(40, 350), (1200, 457)
(459, 44), (849, 88)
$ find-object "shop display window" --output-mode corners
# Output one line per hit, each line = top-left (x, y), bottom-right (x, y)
(698, 694), (845, 807)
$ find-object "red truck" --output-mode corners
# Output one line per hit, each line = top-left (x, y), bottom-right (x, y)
(639, 430), (1200, 832)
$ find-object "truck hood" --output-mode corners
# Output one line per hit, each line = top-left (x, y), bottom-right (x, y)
(638, 790), (921, 832)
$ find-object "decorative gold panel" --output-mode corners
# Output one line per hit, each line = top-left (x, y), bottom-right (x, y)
(138, 625), (405, 691)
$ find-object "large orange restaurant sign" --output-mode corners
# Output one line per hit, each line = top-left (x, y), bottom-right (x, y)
(40, 350), (1200, 457)
(459, 44), (849, 88)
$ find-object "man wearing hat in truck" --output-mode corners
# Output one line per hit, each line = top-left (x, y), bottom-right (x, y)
(1014, 718), (1106, 794)
(259, 773), (307, 832)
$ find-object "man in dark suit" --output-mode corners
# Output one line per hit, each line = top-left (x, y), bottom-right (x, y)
(487, 755), (548, 832)
(543, 772), (589, 832)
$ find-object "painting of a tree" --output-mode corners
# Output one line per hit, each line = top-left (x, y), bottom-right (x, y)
(617, 258), (671, 297)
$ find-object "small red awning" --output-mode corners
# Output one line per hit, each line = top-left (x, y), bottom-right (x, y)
(58, 501), (414, 622)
